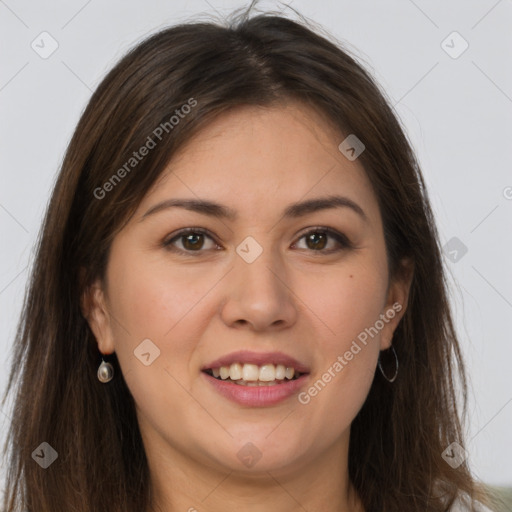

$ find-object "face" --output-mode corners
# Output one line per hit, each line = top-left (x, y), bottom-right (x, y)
(84, 102), (411, 480)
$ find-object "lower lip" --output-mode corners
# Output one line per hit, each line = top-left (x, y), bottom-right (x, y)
(202, 372), (309, 407)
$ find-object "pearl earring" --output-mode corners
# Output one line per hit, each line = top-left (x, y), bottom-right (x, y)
(97, 358), (114, 383)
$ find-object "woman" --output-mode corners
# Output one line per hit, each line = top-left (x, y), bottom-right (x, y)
(1, 3), (501, 511)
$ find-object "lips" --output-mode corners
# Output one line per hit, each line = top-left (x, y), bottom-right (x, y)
(201, 350), (310, 406)
(201, 370), (310, 407)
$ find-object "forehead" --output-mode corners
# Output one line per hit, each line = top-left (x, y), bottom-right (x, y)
(138, 102), (382, 228)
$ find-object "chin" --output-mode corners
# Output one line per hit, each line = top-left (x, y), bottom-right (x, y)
(202, 433), (309, 475)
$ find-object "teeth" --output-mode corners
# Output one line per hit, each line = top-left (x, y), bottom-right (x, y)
(209, 362), (300, 382)
(235, 380), (280, 386)
(285, 367), (295, 379)
(242, 364), (259, 381)
(259, 364), (275, 381)
(229, 363), (243, 380)
(275, 364), (286, 379)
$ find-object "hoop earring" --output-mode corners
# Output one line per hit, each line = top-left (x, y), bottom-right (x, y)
(378, 345), (398, 383)
(97, 358), (114, 383)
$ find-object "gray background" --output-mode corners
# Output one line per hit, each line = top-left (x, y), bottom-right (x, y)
(1, 0), (511, 489)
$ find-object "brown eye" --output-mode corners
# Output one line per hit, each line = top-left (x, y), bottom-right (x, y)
(163, 226), (351, 256)
(294, 228), (352, 253)
(163, 228), (218, 254)
(181, 232), (205, 250)
(305, 232), (328, 250)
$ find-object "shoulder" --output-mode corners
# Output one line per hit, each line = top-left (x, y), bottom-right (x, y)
(449, 493), (495, 512)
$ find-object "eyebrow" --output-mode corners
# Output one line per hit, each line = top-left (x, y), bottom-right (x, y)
(139, 195), (368, 223)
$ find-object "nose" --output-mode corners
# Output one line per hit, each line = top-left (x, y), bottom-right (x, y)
(219, 245), (298, 332)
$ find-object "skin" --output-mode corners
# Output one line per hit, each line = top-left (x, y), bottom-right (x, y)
(84, 101), (413, 512)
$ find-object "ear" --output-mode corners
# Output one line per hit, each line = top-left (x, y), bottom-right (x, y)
(379, 258), (414, 351)
(81, 277), (115, 355)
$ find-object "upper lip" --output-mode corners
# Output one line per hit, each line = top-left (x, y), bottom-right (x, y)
(202, 350), (310, 374)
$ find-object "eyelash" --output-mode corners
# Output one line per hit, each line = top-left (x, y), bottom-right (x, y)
(162, 226), (353, 256)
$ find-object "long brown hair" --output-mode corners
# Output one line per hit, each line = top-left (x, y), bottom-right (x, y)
(1, 3), (501, 511)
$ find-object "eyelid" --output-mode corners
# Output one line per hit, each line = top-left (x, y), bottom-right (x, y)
(163, 227), (220, 249)
(163, 225), (352, 254)
(295, 225), (352, 244)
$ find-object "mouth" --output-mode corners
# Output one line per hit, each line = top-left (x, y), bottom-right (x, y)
(201, 350), (310, 406)
(202, 363), (305, 386)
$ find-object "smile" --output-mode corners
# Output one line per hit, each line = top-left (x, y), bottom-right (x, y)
(203, 362), (303, 386)
(202, 366), (309, 406)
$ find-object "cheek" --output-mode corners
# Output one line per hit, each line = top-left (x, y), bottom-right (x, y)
(105, 249), (218, 398)
(306, 259), (388, 350)
(105, 253), (214, 441)
(295, 259), (386, 425)
(107, 247), (219, 341)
